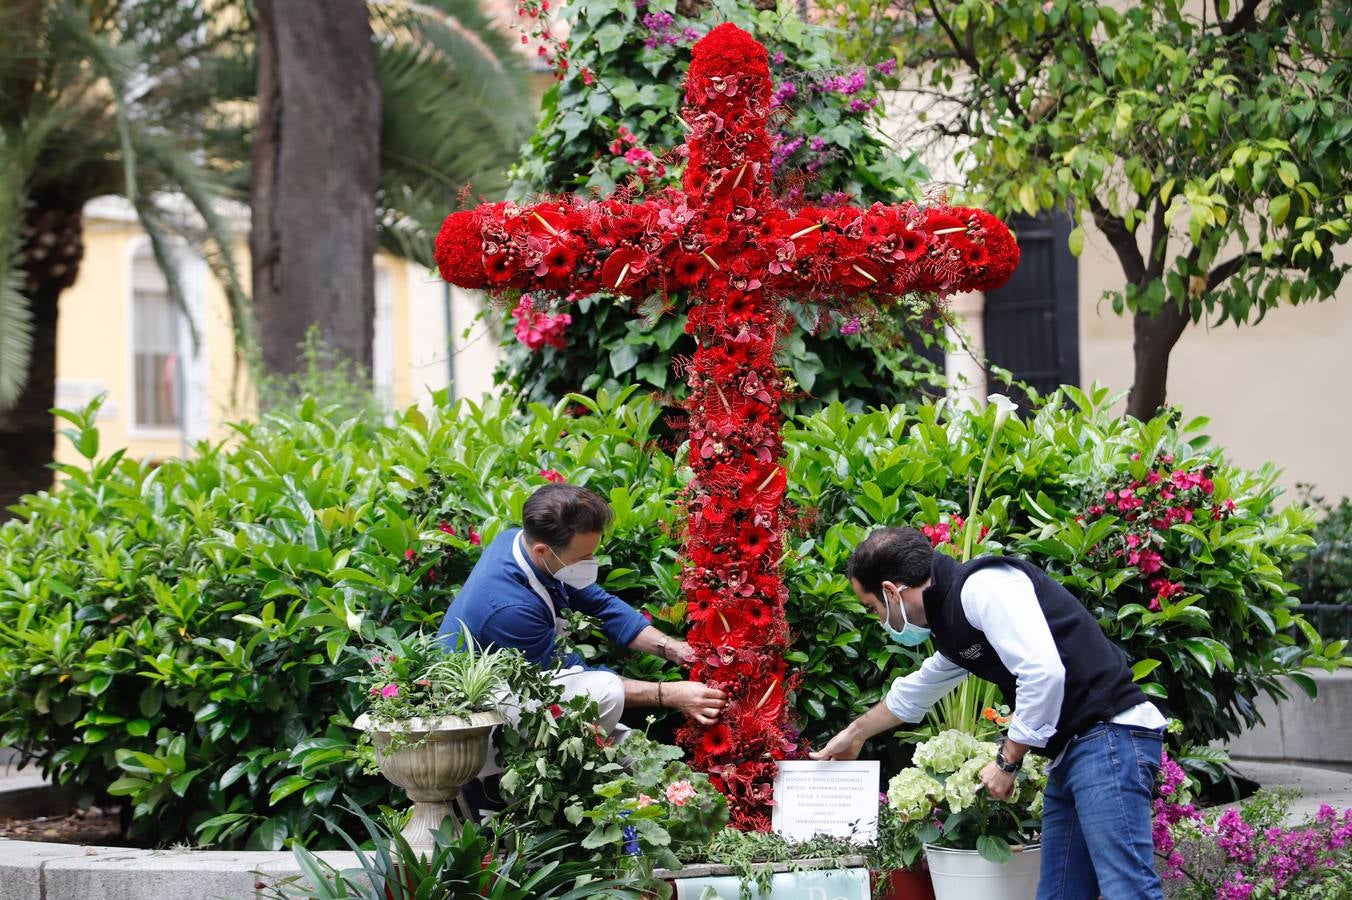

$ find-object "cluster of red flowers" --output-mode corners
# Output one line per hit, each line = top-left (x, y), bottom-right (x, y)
(1084, 454), (1238, 611)
(434, 23), (1018, 829)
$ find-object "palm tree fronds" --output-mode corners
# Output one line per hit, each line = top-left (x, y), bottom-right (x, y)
(0, 223), (34, 411)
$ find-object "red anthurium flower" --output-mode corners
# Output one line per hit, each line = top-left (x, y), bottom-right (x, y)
(601, 247), (646, 290)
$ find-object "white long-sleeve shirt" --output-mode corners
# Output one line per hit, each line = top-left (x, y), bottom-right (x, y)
(884, 564), (1164, 761)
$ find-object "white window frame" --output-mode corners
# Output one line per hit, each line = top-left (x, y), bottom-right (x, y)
(126, 238), (209, 443)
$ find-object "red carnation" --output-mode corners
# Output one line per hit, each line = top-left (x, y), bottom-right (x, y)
(435, 211), (488, 287)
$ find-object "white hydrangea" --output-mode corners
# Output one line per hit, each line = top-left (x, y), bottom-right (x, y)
(887, 768), (942, 820)
(913, 729), (984, 774)
(1020, 753), (1049, 788)
(944, 756), (987, 813)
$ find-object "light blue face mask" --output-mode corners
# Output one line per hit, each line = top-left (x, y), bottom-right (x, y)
(882, 587), (931, 647)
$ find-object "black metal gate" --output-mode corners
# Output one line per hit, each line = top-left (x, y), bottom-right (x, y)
(983, 212), (1080, 404)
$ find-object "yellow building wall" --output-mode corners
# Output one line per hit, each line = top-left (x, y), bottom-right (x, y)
(53, 208), (439, 470)
(1077, 223), (1352, 503)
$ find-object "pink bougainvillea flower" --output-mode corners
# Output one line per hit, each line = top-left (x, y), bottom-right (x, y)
(380, 684), (399, 699)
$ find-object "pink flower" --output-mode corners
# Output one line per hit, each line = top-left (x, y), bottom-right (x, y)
(637, 794), (656, 807)
(404, 548), (416, 561)
(380, 683), (399, 699)
(438, 521), (456, 535)
(539, 468), (566, 483)
(665, 780), (697, 806)
(469, 529), (482, 547)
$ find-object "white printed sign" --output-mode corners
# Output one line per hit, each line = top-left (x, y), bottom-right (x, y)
(771, 759), (880, 844)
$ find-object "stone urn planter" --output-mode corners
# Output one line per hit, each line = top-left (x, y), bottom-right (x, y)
(354, 711), (504, 857)
(923, 844), (1040, 900)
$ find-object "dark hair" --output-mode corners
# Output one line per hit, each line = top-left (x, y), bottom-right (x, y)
(522, 484), (614, 550)
(846, 527), (934, 597)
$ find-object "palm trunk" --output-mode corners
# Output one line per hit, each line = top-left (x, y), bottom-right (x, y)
(0, 204), (84, 521)
(0, 274), (61, 520)
(252, 0), (381, 379)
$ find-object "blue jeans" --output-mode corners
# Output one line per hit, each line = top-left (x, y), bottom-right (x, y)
(1037, 723), (1164, 900)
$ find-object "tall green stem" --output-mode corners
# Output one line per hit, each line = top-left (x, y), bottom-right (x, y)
(963, 423), (999, 563)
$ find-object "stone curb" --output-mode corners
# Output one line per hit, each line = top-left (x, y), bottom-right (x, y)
(0, 838), (364, 900)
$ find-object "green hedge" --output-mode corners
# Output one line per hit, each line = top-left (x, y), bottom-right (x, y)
(0, 387), (1341, 850)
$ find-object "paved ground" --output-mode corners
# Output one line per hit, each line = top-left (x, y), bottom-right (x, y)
(1228, 756), (1352, 821)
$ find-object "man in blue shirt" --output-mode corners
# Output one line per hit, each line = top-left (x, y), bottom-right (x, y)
(439, 483), (728, 736)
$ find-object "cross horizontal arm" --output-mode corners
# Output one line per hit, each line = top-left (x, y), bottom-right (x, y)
(435, 193), (1020, 307)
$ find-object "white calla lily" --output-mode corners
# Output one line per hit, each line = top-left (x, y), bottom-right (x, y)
(988, 393), (1018, 431)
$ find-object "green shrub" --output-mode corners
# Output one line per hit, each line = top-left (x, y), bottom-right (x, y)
(778, 387), (1346, 754)
(0, 385), (1341, 851)
(0, 389), (683, 850)
(1292, 486), (1352, 607)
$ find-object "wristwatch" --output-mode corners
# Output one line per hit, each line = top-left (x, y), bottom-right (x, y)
(994, 738), (1021, 774)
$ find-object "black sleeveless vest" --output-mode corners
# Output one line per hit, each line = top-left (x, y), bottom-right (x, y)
(922, 554), (1148, 759)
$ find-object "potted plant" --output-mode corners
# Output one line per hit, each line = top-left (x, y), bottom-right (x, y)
(884, 727), (1046, 900)
(353, 631), (523, 857)
(870, 803), (936, 900)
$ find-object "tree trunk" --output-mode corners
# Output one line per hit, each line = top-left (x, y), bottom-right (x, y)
(0, 203), (85, 520)
(1125, 301), (1189, 420)
(252, 0), (381, 379)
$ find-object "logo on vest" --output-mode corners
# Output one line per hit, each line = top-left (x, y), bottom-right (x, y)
(958, 643), (983, 661)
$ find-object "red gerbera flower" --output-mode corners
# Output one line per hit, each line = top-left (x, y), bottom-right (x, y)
(739, 524), (774, 557)
(702, 217), (731, 245)
(672, 252), (708, 287)
(688, 593), (715, 622)
(896, 227), (925, 261)
(746, 600), (774, 629)
(544, 244), (578, 278)
(700, 723), (734, 757)
(485, 252), (514, 285)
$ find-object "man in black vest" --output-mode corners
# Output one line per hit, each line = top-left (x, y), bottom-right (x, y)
(811, 527), (1166, 900)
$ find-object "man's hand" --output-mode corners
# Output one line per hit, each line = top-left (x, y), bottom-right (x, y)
(979, 762), (1016, 801)
(664, 681), (727, 725)
(809, 726), (865, 761)
(665, 639), (695, 666)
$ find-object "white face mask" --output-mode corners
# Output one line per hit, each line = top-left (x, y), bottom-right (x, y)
(548, 547), (600, 590)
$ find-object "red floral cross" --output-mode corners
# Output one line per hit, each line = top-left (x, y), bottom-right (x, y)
(435, 23), (1018, 829)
